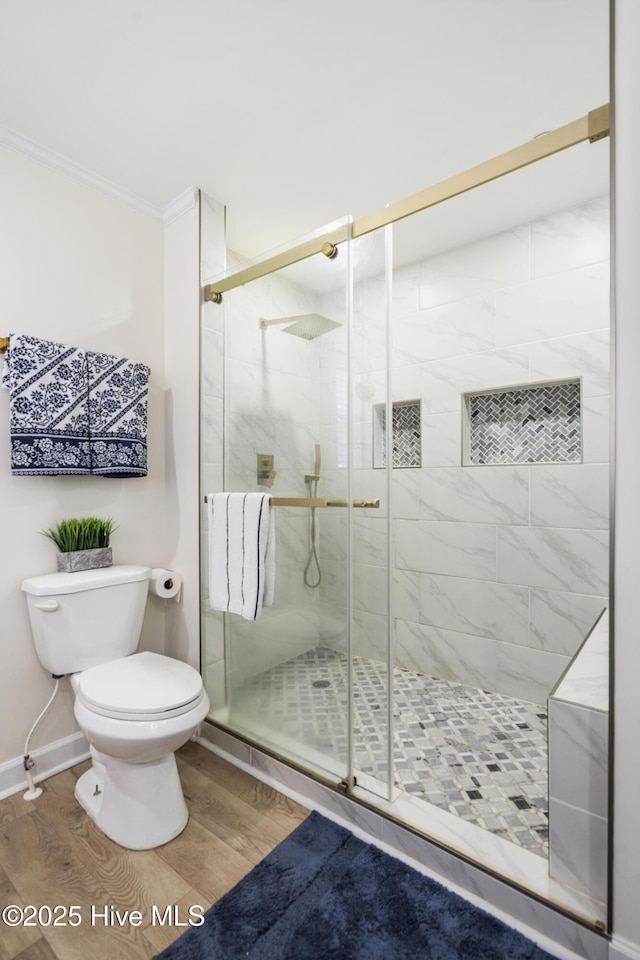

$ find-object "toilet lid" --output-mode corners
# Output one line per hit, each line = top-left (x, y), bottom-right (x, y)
(77, 651), (204, 718)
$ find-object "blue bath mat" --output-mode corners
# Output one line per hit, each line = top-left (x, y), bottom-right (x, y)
(154, 810), (555, 959)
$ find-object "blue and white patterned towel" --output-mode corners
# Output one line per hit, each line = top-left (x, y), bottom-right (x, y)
(1, 334), (91, 475)
(1, 335), (148, 478)
(86, 350), (148, 477)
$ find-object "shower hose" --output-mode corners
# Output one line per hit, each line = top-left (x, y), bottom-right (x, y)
(303, 474), (322, 588)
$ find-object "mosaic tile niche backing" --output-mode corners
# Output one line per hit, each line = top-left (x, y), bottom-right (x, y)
(373, 400), (421, 468)
(466, 380), (581, 465)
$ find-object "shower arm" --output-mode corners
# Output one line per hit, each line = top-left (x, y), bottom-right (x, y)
(259, 318), (290, 330)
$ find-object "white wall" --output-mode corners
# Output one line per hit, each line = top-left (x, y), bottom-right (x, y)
(0, 145), (166, 766)
(611, 1), (640, 956)
(164, 191), (204, 667)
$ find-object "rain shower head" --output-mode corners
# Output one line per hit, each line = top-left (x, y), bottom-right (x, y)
(259, 314), (341, 340)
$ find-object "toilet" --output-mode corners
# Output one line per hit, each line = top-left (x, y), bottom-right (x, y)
(21, 564), (210, 850)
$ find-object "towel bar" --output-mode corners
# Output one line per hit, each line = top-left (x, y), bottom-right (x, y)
(204, 495), (380, 509)
(0, 337), (151, 377)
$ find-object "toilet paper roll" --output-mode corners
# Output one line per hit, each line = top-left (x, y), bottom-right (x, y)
(150, 568), (182, 601)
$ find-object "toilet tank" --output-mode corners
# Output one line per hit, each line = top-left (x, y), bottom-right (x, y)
(21, 565), (152, 675)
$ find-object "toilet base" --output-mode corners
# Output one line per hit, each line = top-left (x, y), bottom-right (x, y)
(75, 750), (189, 849)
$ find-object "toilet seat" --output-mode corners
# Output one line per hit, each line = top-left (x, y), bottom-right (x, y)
(76, 651), (205, 722)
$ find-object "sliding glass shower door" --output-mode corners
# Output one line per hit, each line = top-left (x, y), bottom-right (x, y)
(201, 223), (391, 794)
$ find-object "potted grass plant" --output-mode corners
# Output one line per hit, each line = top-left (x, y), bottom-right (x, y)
(42, 516), (116, 573)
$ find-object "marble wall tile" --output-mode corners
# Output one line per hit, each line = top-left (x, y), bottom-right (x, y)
(530, 196), (609, 278)
(420, 347), (529, 415)
(225, 276), (273, 365)
(392, 468), (421, 519)
(271, 419), (321, 472)
(227, 359), (319, 425)
(529, 590), (608, 657)
(273, 512), (309, 566)
(495, 262), (609, 347)
(417, 227), (530, 310)
(202, 298), (224, 335)
(200, 463), (223, 497)
(319, 601), (348, 651)
(530, 464), (609, 530)
(270, 269), (319, 323)
(395, 520), (496, 579)
(419, 573), (529, 645)
(318, 565), (349, 609)
(353, 369), (386, 420)
(393, 295), (495, 367)
(392, 568), (421, 623)
(353, 517), (389, 566)
(201, 396), (223, 464)
(352, 608), (388, 662)
(390, 261), (420, 319)
(394, 619), (498, 690)
(317, 427), (341, 471)
(495, 643), (569, 705)
(420, 412), (462, 468)
(352, 418), (374, 470)
(317, 515), (348, 563)
(529, 329), (609, 398)
(548, 798), (608, 903)
(497, 526), (609, 595)
(352, 323), (386, 377)
(261, 328), (322, 382)
(353, 563), (388, 617)
(202, 327), (223, 398)
(548, 701), (608, 818)
(582, 396), (610, 464)
(552, 610), (609, 714)
(355, 467), (389, 518)
(228, 411), (277, 451)
(419, 466), (529, 525)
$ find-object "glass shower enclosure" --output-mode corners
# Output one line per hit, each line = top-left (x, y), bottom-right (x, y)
(199, 111), (611, 927)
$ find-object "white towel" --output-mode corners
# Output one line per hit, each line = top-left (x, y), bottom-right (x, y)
(207, 493), (275, 620)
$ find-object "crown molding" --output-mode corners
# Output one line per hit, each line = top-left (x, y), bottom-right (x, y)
(0, 123), (164, 220)
(162, 186), (200, 225)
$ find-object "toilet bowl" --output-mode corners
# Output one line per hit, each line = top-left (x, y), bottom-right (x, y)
(70, 651), (210, 849)
(21, 565), (210, 850)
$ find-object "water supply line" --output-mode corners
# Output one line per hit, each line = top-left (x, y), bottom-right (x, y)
(303, 444), (322, 588)
(23, 677), (61, 801)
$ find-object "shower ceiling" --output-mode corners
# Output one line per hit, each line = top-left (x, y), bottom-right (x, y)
(0, 1), (609, 262)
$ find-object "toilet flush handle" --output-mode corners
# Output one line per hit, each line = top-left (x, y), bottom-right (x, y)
(34, 600), (59, 612)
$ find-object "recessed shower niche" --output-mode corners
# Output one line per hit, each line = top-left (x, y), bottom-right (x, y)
(463, 379), (582, 466)
(373, 400), (421, 468)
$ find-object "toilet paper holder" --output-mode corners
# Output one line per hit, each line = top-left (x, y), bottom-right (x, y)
(149, 568), (182, 600)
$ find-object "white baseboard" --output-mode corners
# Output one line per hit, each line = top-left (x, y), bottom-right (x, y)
(609, 937), (640, 960)
(0, 732), (90, 801)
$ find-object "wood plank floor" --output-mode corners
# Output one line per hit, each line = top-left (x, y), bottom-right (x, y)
(0, 741), (308, 960)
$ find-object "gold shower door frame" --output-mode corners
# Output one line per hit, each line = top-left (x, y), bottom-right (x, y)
(204, 105), (609, 302)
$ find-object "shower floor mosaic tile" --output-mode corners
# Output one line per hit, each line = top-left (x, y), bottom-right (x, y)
(231, 647), (549, 857)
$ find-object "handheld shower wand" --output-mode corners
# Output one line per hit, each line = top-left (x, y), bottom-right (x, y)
(304, 444), (322, 588)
